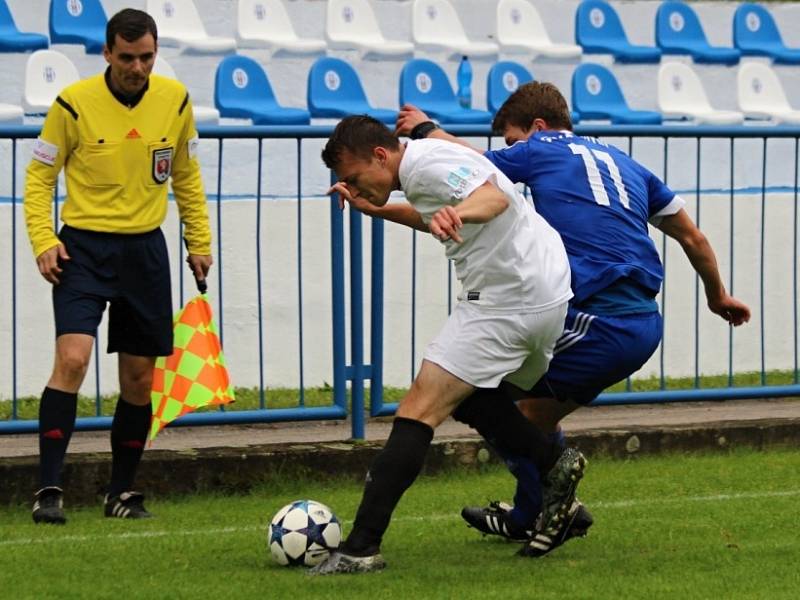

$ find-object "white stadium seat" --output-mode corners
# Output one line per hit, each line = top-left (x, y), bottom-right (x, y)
(412, 0), (498, 60)
(658, 62), (744, 124)
(0, 103), (24, 123)
(496, 0), (582, 60)
(237, 0), (326, 56)
(326, 0), (413, 59)
(152, 56), (220, 124)
(147, 0), (237, 54)
(23, 50), (80, 114)
(737, 62), (800, 125)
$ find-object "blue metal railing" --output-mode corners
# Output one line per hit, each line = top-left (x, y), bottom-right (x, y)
(2, 124), (800, 437)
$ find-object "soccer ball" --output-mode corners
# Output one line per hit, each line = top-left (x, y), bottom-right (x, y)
(268, 500), (342, 567)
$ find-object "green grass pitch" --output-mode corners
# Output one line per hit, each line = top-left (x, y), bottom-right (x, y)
(1, 448), (799, 599)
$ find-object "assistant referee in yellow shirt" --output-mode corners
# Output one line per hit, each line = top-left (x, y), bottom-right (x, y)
(24, 8), (212, 524)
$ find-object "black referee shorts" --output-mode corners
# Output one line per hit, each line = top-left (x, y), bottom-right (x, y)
(53, 225), (174, 357)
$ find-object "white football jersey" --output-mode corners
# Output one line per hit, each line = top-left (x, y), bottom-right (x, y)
(399, 138), (572, 311)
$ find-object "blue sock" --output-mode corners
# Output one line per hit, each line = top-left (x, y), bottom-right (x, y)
(504, 431), (566, 528)
(489, 444), (542, 529)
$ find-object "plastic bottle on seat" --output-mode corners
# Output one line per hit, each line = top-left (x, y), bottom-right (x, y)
(456, 56), (472, 109)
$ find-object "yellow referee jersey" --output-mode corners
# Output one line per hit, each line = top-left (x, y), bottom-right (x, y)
(24, 72), (212, 258)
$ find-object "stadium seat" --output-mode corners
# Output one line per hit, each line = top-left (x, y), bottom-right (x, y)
(0, 0), (49, 52)
(657, 62), (743, 124)
(148, 0), (236, 54)
(22, 49), (80, 114)
(399, 58), (492, 124)
(325, 0), (413, 59)
(655, 2), (740, 65)
(214, 55), (310, 125)
(733, 3), (800, 65)
(571, 63), (661, 124)
(495, 0), (582, 60)
(49, 0), (106, 54)
(737, 62), (800, 125)
(307, 57), (396, 123)
(575, 0), (661, 63)
(237, 0), (325, 56)
(486, 60), (533, 114)
(412, 0), (498, 60)
(0, 102), (23, 123)
(152, 55), (220, 124)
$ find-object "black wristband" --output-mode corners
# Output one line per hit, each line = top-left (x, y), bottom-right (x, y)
(409, 121), (439, 140)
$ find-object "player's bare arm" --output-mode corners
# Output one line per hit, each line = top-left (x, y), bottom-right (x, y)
(329, 181), (429, 232)
(396, 104), (480, 152)
(36, 243), (70, 285)
(658, 208), (751, 326)
(430, 181), (509, 243)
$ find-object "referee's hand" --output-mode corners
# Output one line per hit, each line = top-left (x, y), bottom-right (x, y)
(186, 254), (213, 291)
(36, 243), (70, 285)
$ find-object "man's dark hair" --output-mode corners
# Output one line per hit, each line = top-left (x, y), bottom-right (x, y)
(322, 115), (401, 171)
(492, 82), (572, 134)
(106, 9), (158, 50)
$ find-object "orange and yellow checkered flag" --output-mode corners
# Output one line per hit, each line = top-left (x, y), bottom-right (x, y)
(150, 294), (234, 442)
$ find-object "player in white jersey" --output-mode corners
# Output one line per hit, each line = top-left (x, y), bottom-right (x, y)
(311, 115), (581, 574)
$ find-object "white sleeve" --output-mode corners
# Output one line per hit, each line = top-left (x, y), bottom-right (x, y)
(648, 195), (686, 227)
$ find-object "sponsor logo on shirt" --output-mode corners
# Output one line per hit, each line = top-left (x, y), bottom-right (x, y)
(447, 166), (474, 198)
(32, 138), (58, 166)
(152, 147), (174, 184)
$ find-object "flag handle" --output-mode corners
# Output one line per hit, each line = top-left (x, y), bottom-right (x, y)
(183, 238), (208, 294)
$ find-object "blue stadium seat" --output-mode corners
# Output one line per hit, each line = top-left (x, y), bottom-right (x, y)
(0, 0), (49, 52)
(571, 63), (662, 124)
(575, 0), (661, 63)
(307, 57), (396, 124)
(656, 2), (740, 65)
(399, 58), (492, 125)
(49, 0), (106, 54)
(486, 61), (533, 115)
(214, 55), (310, 125)
(733, 3), (800, 65)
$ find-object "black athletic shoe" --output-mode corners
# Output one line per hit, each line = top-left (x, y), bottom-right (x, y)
(308, 550), (387, 575)
(519, 499), (593, 558)
(461, 501), (534, 542)
(104, 491), (153, 519)
(32, 486), (66, 524)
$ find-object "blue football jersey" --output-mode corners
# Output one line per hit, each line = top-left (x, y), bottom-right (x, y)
(485, 131), (675, 305)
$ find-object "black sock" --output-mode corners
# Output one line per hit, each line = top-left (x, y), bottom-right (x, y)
(38, 387), (78, 489)
(343, 417), (434, 555)
(108, 398), (151, 497)
(453, 388), (561, 473)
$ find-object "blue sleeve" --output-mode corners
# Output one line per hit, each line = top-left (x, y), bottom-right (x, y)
(483, 141), (532, 184)
(643, 166), (675, 216)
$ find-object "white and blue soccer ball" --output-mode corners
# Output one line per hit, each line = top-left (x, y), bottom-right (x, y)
(268, 500), (342, 567)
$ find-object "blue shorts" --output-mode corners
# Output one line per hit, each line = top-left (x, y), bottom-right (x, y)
(529, 306), (663, 405)
(53, 225), (173, 357)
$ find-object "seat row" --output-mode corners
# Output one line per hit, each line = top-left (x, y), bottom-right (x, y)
(572, 62), (800, 125)
(577, 1), (800, 65)
(4, 0), (799, 65)
(1, 0), (576, 59)
(4, 49), (797, 128)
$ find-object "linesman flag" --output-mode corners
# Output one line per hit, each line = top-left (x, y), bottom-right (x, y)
(150, 276), (234, 442)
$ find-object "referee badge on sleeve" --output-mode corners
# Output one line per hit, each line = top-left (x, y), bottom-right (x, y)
(152, 147), (174, 184)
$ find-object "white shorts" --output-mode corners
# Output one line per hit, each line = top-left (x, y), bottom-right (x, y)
(423, 300), (569, 389)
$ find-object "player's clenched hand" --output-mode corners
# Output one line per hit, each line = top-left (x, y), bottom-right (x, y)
(36, 243), (70, 285)
(396, 104), (432, 137)
(430, 205), (463, 243)
(709, 294), (751, 327)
